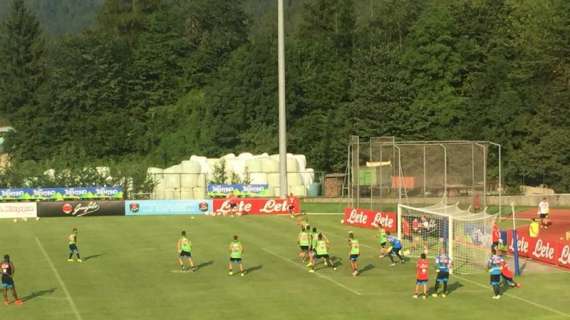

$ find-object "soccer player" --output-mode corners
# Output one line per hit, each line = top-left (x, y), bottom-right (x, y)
(377, 225), (388, 258)
(488, 248), (504, 299)
(432, 248), (452, 297)
(309, 233), (335, 273)
(499, 250), (520, 288)
(228, 235), (245, 276)
(1, 255), (22, 305)
(177, 231), (196, 272)
(288, 193), (297, 218)
(413, 253), (429, 299)
(306, 227), (320, 267)
(67, 228), (82, 262)
(386, 232), (405, 266)
(538, 197), (550, 229)
(298, 226), (310, 262)
(348, 232), (360, 276)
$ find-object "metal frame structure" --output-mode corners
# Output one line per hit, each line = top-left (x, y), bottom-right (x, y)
(348, 136), (502, 215)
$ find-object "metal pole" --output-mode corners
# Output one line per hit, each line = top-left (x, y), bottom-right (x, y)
(278, 0), (288, 198)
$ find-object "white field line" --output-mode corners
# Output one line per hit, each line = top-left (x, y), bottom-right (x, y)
(454, 274), (570, 318)
(35, 237), (83, 320)
(261, 247), (362, 296)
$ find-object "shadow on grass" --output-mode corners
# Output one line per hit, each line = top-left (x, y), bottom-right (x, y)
(247, 265), (263, 273)
(195, 260), (214, 271)
(83, 254), (104, 261)
(22, 288), (57, 302)
(359, 264), (375, 275)
(446, 281), (464, 294)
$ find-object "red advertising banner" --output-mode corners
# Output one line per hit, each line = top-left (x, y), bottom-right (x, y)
(506, 228), (570, 269)
(343, 208), (397, 233)
(212, 197), (300, 215)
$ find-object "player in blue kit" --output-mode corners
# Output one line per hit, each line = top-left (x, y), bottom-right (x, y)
(386, 232), (405, 266)
(432, 248), (452, 298)
(488, 248), (504, 299)
(2, 255), (22, 305)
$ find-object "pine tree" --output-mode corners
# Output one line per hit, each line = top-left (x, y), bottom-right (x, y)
(0, 0), (46, 120)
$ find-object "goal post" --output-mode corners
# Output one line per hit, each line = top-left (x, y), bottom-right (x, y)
(398, 203), (495, 274)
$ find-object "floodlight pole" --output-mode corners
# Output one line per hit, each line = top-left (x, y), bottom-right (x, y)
(278, 0), (288, 197)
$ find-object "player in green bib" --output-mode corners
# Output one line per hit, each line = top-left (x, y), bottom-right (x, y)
(377, 225), (388, 258)
(307, 227), (319, 267)
(309, 233), (335, 273)
(298, 226), (310, 262)
(228, 235), (245, 276)
(177, 231), (196, 272)
(348, 232), (360, 276)
(67, 228), (82, 262)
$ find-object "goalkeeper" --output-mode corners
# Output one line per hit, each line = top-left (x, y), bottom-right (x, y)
(432, 248), (452, 297)
(386, 232), (405, 266)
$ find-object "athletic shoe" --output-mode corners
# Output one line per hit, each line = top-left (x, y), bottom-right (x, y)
(306, 262), (313, 267)
(441, 294), (447, 298)
(324, 261), (328, 266)
(412, 295), (418, 299)
(333, 267), (337, 271)
(308, 269), (315, 273)
(240, 272), (245, 277)
(515, 283), (521, 288)
(77, 259), (82, 263)
(422, 295), (426, 300)
(492, 295), (501, 299)
(14, 300), (23, 305)
(228, 271), (233, 276)
(67, 259), (73, 262)
(390, 263), (396, 266)
(431, 293), (438, 298)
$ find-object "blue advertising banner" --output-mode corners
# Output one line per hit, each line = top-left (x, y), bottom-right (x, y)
(0, 187), (123, 201)
(125, 200), (212, 216)
(207, 184), (270, 197)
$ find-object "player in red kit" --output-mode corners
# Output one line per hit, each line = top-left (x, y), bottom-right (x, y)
(413, 253), (429, 299)
(500, 250), (520, 288)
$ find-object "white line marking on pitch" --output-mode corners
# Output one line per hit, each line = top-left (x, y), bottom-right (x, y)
(35, 237), (84, 320)
(455, 275), (570, 318)
(261, 248), (362, 296)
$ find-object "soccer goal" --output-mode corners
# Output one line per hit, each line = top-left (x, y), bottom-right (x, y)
(397, 202), (496, 274)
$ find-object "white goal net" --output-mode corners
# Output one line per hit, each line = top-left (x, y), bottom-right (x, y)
(397, 202), (496, 274)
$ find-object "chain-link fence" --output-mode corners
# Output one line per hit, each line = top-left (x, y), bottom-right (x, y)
(349, 136), (502, 213)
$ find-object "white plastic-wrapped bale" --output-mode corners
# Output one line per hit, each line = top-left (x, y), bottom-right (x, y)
(164, 165), (181, 188)
(147, 167), (165, 199)
(267, 173), (280, 188)
(287, 154), (300, 172)
(228, 157), (246, 180)
(245, 158), (263, 174)
(291, 185), (307, 197)
(180, 188), (194, 199)
(261, 157), (279, 173)
(303, 168), (315, 185)
(287, 172), (303, 186)
(294, 154), (307, 173)
(163, 188), (179, 200)
(180, 161), (201, 188)
(250, 173), (268, 184)
(238, 152), (254, 159)
(193, 187), (205, 199)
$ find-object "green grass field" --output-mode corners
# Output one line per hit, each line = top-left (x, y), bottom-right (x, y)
(1, 214), (569, 320)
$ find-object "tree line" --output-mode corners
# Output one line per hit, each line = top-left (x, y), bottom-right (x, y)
(0, 0), (569, 192)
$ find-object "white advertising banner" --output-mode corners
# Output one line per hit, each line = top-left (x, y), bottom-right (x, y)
(0, 202), (38, 219)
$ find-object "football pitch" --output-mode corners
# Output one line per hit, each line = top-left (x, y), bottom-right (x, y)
(1, 214), (569, 320)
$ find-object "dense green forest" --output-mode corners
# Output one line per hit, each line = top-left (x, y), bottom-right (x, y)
(0, 0), (569, 192)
